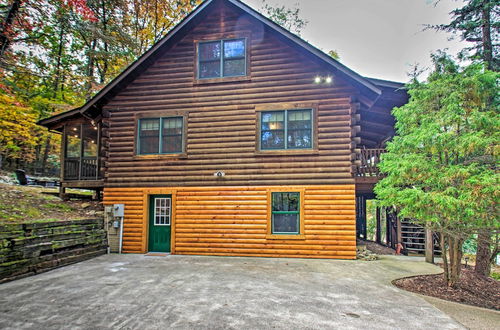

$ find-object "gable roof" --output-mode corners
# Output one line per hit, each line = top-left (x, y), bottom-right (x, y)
(39, 0), (384, 129)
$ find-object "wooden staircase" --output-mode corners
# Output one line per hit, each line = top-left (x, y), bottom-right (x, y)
(401, 220), (441, 255)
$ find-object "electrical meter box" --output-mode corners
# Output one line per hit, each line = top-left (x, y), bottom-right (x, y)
(113, 204), (125, 217)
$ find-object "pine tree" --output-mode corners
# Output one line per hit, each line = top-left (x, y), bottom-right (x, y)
(435, 0), (499, 276)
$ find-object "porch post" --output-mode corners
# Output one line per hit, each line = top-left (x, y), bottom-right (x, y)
(59, 125), (66, 199)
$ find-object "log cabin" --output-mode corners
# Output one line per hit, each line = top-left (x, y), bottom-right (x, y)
(38, 0), (408, 258)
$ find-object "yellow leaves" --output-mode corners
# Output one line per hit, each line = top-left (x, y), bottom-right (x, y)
(0, 94), (42, 162)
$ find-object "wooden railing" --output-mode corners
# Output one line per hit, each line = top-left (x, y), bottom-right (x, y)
(355, 148), (386, 177)
(64, 157), (100, 180)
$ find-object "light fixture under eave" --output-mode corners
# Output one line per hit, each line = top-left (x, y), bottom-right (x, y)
(325, 76), (333, 84)
(314, 76), (322, 84)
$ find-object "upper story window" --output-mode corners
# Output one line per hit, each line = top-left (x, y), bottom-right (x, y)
(198, 38), (246, 79)
(260, 109), (313, 150)
(138, 117), (184, 155)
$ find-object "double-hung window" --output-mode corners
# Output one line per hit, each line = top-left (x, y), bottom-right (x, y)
(260, 109), (313, 150)
(138, 117), (184, 155)
(198, 38), (246, 79)
(271, 192), (301, 235)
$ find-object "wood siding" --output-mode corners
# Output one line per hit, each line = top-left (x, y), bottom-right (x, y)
(103, 185), (356, 259)
(101, 1), (358, 188)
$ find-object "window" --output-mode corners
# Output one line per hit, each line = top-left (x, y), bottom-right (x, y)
(154, 197), (171, 226)
(198, 38), (246, 79)
(260, 109), (312, 150)
(138, 117), (184, 155)
(271, 192), (300, 234)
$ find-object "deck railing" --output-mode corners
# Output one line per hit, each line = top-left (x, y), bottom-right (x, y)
(355, 148), (386, 177)
(64, 157), (100, 180)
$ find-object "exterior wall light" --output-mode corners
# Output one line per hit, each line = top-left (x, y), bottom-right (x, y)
(314, 76), (333, 84)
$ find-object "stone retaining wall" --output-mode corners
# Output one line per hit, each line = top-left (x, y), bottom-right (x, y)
(0, 219), (107, 283)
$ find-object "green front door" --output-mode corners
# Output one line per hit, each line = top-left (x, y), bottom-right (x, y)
(148, 195), (172, 252)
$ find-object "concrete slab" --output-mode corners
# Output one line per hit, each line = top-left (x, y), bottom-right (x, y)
(0, 254), (464, 329)
(420, 294), (500, 330)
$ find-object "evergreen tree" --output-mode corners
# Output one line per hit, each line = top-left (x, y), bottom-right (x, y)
(435, 0), (499, 276)
(375, 53), (499, 287)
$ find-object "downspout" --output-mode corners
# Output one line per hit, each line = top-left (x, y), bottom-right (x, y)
(119, 216), (124, 254)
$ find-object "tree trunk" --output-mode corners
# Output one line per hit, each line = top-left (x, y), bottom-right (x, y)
(441, 232), (450, 284)
(441, 232), (463, 288)
(481, 0), (494, 71)
(425, 226), (434, 264)
(52, 15), (66, 99)
(41, 136), (52, 175)
(475, 229), (492, 277)
(0, 0), (22, 60)
(448, 235), (463, 287)
(85, 38), (97, 100)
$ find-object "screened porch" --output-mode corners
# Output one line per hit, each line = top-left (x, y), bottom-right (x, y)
(62, 122), (101, 181)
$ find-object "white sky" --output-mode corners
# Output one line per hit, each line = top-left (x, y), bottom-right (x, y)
(244, 0), (467, 83)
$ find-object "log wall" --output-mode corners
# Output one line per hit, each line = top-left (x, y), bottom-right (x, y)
(103, 185), (356, 259)
(101, 1), (357, 188)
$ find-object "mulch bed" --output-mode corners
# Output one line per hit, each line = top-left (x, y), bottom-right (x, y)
(393, 265), (500, 310)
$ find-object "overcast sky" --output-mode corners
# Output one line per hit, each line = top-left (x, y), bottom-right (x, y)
(244, 0), (467, 83)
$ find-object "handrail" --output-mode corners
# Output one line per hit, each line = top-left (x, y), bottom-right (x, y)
(63, 157), (101, 180)
(355, 148), (386, 177)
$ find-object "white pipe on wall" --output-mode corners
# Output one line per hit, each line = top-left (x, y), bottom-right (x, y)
(118, 216), (124, 254)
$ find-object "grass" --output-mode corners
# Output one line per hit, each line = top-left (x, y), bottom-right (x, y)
(0, 183), (100, 223)
(43, 203), (74, 212)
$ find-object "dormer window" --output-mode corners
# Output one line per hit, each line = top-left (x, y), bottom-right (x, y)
(197, 38), (246, 79)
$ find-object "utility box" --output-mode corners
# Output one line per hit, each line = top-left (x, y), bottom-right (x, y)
(105, 205), (120, 253)
(113, 204), (125, 217)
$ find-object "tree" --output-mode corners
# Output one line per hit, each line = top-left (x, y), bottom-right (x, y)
(435, 0), (499, 71)
(435, 0), (499, 277)
(375, 53), (499, 287)
(260, 0), (308, 36)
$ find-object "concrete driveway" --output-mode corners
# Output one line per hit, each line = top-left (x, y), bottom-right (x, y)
(0, 254), (463, 329)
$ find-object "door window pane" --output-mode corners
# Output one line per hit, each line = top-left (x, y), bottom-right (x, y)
(139, 118), (160, 154)
(154, 198), (171, 225)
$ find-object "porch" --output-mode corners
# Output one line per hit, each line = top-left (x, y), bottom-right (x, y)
(353, 149), (441, 256)
(60, 121), (104, 194)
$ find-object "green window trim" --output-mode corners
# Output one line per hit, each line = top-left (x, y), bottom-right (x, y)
(197, 38), (247, 79)
(271, 192), (301, 235)
(137, 116), (184, 155)
(260, 109), (313, 150)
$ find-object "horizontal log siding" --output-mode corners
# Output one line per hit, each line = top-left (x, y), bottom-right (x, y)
(103, 185), (356, 259)
(102, 2), (357, 188)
